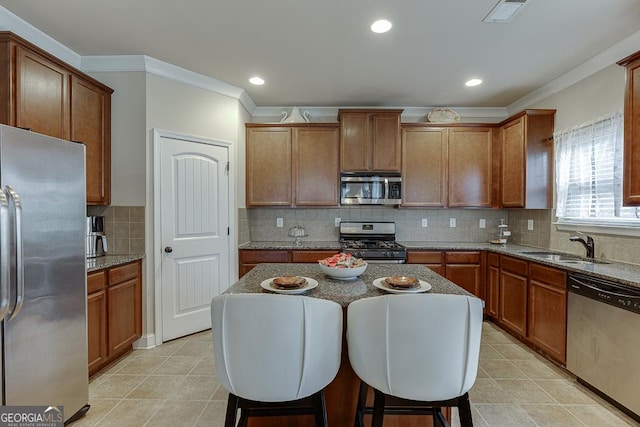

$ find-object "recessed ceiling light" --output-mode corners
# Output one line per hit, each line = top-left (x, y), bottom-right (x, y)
(249, 76), (265, 85)
(483, 0), (528, 23)
(371, 19), (392, 34)
(465, 79), (483, 87)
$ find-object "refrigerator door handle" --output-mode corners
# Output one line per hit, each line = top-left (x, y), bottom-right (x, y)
(5, 185), (24, 320)
(0, 190), (10, 320)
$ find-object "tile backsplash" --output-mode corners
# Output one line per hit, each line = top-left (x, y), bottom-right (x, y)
(245, 207), (512, 243)
(87, 206), (145, 255)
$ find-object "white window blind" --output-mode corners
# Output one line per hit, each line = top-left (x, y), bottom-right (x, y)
(555, 112), (639, 223)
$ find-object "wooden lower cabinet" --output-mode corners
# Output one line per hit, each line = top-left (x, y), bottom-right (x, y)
(290, 250), (338, 263)
(499, 256), (528, 338)
(527, 263), (567, 363)
(87, 260), (142, 376)
(407, 250), (483, 298)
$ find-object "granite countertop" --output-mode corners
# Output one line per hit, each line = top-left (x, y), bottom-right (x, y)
(87, 254), (145, 272)
(239, 241), (640, 290)
(225, 263), (472, 307)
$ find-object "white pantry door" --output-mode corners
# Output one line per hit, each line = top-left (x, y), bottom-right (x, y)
(158, 133), (230, 341)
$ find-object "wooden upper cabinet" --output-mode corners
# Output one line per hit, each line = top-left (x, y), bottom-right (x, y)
(339, 109), (402, 172)
(0, 32), (113, 205)
(71, 75), (112, 205)
(401, 126), (448, 207)
(618, 51), (640, 205)
(448, 127), (492, 207)
(246, 123), (340, 207)
(246, 126), (292, 206)
(499, 110), (555, 208)
(294, 126), (339, 206)
(15, 45), (70, 140)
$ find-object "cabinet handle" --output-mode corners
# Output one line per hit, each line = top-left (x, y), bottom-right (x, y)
(164, 246), (173, 253)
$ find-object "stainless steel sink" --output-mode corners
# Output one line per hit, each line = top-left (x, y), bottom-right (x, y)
(521, 251), (610, 265)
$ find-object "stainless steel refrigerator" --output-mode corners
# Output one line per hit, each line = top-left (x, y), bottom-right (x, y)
(0, 125), (89, 422)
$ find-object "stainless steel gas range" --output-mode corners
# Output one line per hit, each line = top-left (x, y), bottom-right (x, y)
(339, 221), (406, 263)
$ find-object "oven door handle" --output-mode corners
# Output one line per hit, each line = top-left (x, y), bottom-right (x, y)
(570, 277), (640, 299)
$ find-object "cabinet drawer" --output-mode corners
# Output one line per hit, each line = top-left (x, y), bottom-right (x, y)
(87, 270), (107, 294)
(109, 262), (139, 286)
(501, 255), (528, 276)
(240, 250), (289, 264)
(407, 251), (443, 264)
(291, 250), (338, 263)
(445, 251), (480, 264)
(529, 263), (566, 288)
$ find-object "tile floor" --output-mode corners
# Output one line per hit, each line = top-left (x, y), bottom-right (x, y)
(73, 321), (638, 427)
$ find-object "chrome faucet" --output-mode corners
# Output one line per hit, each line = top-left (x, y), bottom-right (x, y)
(569, 232), (595, 258)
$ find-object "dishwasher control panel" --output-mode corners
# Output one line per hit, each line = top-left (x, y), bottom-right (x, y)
(568, 274), (640, 314)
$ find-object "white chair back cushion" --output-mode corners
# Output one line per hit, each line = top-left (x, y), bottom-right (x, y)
(211, 294), (343, 402)
(347, 294), (482, 401)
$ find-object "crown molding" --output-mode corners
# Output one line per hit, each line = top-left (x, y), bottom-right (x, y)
(250, 106), (509, 123)
(507, 29), (640, 114)
(82, 55), (256, 113)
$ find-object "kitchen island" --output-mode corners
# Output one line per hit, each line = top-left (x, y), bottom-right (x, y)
(224, 263), (474, 427)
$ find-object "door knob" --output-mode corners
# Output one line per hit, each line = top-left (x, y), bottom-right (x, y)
(164, 246), (173, 253)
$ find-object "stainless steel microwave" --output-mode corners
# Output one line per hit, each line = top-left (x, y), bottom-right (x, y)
(340, 174), (402, 205)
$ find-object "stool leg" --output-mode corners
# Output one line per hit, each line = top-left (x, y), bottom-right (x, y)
(312, 390), (328, 427)
(371, 390), (386, 427)
(224, 394), (239, 427)
(353, 381), (368, 427)
(458, 393), (474, 427)
(434, 407), (449, 427)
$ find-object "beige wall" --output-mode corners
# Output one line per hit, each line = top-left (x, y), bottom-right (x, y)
(90, 71), (147, 206)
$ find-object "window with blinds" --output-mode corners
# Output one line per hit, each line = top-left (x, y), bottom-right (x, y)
(555, 112), (639, 223)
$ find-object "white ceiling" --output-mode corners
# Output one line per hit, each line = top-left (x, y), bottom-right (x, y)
(1, 0), (640, 110)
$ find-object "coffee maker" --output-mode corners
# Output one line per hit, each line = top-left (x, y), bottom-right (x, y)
(86, 216), (108, 258)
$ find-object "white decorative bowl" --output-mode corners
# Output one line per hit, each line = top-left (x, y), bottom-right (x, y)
(318, 262), (367, 280)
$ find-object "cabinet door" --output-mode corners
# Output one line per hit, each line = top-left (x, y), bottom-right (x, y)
(528, 263), (567, 363)
(501, 117), (526, 207)
(246, 127), (292, 206)
(87, 289), (108, 375)
(15, 46), (69, 139)
(340, 112), (370, 171)
(71, 75), (111, 205)
(371, 113), (401, 172)
(107, 277), (142, 357)
(621, 53), (640, 205)
(499, 256), (528, 337)
(401, 127), (448, 207)
(446, 264), (481, 297)
(487, 253), (500, 319)
(448, 127), (492, 207)
(294, 126), (339, 206)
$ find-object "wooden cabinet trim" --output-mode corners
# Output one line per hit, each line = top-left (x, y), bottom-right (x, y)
(239, 249), (289, 264)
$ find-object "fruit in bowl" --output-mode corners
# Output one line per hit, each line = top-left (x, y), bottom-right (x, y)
(318, 253), (367, 280)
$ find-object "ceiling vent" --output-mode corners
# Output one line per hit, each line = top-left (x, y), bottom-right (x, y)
(483, 0), (529, 23)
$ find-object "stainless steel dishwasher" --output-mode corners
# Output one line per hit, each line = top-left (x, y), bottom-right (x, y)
(567, 273), (640, 422)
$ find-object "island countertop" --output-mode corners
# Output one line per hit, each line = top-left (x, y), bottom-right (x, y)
(225, 262), (473, 307)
